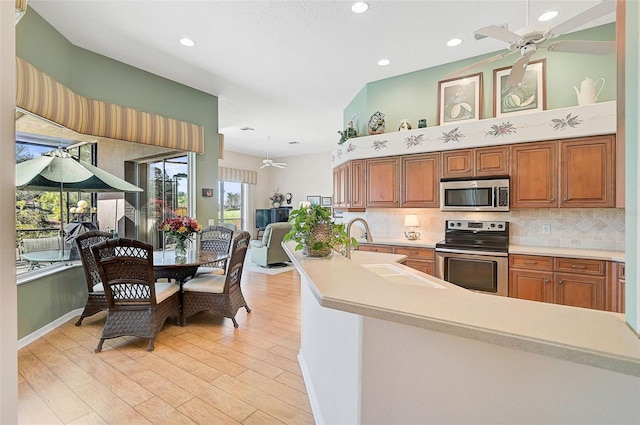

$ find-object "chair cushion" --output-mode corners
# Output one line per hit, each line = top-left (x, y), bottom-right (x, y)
(92, 282), (105, 292)
(182, 275), (225, 294)
(195, 266), (225, 275)
(250, 240), (265, 248)
(155, 282), (180, 303)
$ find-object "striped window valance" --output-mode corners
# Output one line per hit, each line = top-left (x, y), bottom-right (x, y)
(16, 57), (204, 154)
(219, 167), (257, 185)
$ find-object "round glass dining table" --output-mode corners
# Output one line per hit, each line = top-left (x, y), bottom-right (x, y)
(153, 249), (229, 286)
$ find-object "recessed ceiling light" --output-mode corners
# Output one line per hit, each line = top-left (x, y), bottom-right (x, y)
(240, 126), (255, 131)
(288, 141), (300, 145)
(179, 37), (196, 47)
(378, 59), (390, 66)
(447, 38), (463, 47)
(538, 10), (558, 22)
(352, 1), (369, 14)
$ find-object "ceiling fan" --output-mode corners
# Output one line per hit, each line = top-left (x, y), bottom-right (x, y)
(446, 0), (616, 87)
(260, 137), (287, 169)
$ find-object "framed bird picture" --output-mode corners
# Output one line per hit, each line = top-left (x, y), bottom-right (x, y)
(437, 72), (483, 126)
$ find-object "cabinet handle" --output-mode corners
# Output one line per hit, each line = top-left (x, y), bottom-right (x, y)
(570, 264), (586, 269)
(524, 261), (537, 265)
(476, 167), (480, 171)
(550, 198), (555, 203)
(558, 279), (564, 284)
(545, 279), (550, 283)
(562, 198), (567, 202)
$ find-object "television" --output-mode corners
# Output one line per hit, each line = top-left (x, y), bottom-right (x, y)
(255, 208), (290, 230)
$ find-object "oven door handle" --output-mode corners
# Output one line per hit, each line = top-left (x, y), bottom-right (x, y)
(435, 248), (509, 257)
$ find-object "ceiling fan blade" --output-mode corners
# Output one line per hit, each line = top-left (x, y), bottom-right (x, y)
(474, 25), (521, 44)
(272, 163), (286, 169)
(260, 164), (268, 169)
(505, 53), (532, 88)
(547, 40), (615, 55)
(444, 50), (514, 79)
(548, 1), (615, 37)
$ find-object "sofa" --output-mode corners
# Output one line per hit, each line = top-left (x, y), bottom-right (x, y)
(249, 222), (292, 267)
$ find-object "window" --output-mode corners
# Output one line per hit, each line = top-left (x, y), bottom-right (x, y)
(218, 180), (244, 229)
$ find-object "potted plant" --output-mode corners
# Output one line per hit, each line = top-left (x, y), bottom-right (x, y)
(283, 202), (357, 257)
(270, 191), (285, 208)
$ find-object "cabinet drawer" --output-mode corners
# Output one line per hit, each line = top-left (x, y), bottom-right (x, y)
(393, 246), (434, 260)
(358, 244), (393, 253)
(509, 254), (553, 271)
(555, 257), (606, 276)
(403, 259), (434, 275)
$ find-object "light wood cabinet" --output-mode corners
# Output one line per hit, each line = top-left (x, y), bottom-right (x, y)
(357, 244), (393, 254)
(333, 160), (365, 211)
(510, 135), (615, 209)
(401, 153), (440, 208)
(509, 254), (605, 310)
(442, 146), (508, 179)
(392, 245), (435, 275)
(606, 262), (626, 313)
(366, 157), (400, 208)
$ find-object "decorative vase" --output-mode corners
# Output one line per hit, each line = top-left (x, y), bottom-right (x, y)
(273, 202), (281, 208)
(302, 223), (333, 257)
(175, 238), (188, 261)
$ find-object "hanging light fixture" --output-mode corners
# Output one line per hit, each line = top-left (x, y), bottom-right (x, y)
(15, 0), (28, 24)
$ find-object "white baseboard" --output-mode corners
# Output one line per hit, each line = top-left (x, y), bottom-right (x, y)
(18, 308), (84, 349)
(298, 352), (324, 425)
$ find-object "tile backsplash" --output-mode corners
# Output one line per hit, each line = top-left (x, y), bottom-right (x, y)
(340, 208), (625, 251)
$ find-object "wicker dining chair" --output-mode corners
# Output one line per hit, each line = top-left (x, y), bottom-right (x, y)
(195, 225), (235, 275)
(91, 238), (180, 352)
(74, 230), (113, 326)
(182, 231), (251, 327)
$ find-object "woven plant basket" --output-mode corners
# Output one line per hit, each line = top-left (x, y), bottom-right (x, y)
(302, 223), (333, 257)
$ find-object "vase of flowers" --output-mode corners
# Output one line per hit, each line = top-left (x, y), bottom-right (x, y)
(283, 202), (357, 257)
(270, 191), (285, 208)
(158, 216), (203, 260)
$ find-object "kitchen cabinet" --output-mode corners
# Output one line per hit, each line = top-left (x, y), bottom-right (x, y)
(606, 262), (625, 313)
(510, 135), (615, 208)
(509, 254), (605, 310)
(441, 146), (508, 179)
(392, 245), (435, 275)
(401, 153), (440, 208)
(357, 244), (393, 254)
(333, 160), (365, 211)
(366, 157), (400, 208)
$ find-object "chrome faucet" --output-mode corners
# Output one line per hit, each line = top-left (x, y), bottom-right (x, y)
(345, 217), (373, 259)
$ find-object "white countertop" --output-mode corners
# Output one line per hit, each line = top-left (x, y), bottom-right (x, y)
(284, 242), (640, 377)
(357, 239), (626, 262)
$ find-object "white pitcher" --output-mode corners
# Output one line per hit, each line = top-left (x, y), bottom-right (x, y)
(573, 77), (605, 106)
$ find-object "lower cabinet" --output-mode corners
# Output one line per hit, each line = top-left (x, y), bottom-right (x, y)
(606, 262), (626, 313)
(358, 243), (435, 276)
(509, 254), (606, 310)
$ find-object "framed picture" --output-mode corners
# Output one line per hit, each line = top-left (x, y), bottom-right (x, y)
(437, 72), (483, 126)
(493, 59), (546, 117)
(201, 188), (214, 197)
(321, 196), (332, 207)
(307, 195), (321, 206)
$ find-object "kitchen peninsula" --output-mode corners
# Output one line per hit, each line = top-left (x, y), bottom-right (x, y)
(283, 242), (639, 424)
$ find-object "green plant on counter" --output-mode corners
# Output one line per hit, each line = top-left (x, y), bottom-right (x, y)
(283, 202), (358, 257)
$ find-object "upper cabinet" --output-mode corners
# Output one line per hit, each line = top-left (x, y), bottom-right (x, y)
(333, 160), (365, 211)
(401, 153), (440, 208)
(510, 135), (615, 208)
(366, 157), (400, 208)
(442, 146), (508, 179)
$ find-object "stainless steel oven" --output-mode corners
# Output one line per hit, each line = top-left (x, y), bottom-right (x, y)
(435, 220), (509, 296)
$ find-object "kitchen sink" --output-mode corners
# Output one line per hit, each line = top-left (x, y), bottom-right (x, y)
(362, 263), (446, 289)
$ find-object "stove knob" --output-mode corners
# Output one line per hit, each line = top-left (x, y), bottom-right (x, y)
(498, 224), (504, 229)
(490, 223), (495, 228)
(456, 222), (462, 227)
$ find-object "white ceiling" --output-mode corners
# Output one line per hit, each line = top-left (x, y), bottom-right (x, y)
(28, 0), (614, 159)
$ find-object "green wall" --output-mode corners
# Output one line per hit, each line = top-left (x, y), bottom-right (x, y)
(15, 9), (220, 338)
(345, 24), (616, 135)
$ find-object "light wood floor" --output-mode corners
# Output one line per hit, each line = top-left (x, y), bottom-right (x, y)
(18, 268), (314, 425)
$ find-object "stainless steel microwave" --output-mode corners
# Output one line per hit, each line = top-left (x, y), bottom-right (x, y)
(440, 178), (509, 212)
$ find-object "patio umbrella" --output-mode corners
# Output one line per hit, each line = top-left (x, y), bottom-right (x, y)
(16, 149), (143, 254)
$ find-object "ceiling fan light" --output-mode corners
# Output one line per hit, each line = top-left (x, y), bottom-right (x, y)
(351, 2), (369, 14)
(538, 10), (558, 22)
(447, 38), (463, 47)
(378, 58), (390, 66)
(179, 37), (196, 47)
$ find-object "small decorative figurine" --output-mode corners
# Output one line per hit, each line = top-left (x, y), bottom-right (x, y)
(418, 119), (427, 128)
(398, 119), (412, 131)
(367, 111), (385, 135)
(337, 121), (358, 145)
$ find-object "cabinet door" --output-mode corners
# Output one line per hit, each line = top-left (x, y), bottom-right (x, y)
(349, 160), (366, 209)
(510, 142), (558, 208)
(555, 273), (604, 310)
(475, 146), (508, 177)
(509, 269), (554, 303)
(560, 135), (615, 208)
(366, 157), (400, 208)
(403, 259), (434, 275)
(442, 149), (473, 179)
(357, 244), (393, 253)
(401, 153), (440, 208)
(332, 164), (348, 208)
